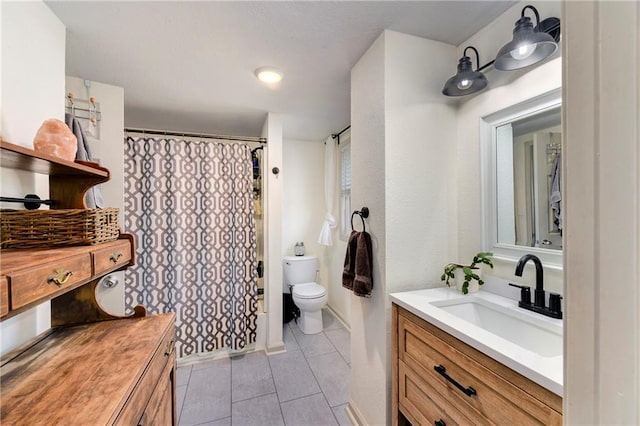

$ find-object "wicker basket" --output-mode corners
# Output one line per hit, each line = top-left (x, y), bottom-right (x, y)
(1, 208), (120, 249)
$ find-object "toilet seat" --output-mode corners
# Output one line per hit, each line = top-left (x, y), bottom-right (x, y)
(292, 282), (326, 299)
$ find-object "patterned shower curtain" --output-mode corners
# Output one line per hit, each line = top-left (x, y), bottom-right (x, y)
(124, 136), (258, 357)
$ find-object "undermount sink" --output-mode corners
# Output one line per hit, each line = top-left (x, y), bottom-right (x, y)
(431, 297), (563, 357)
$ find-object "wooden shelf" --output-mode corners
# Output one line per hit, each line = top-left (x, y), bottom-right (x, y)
(0, 138), (177, 424)
(0, 140), (110, 209)
(0, 140), (109, 179)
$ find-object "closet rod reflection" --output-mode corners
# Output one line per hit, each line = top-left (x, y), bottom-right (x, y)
(125, 127), (267, 144)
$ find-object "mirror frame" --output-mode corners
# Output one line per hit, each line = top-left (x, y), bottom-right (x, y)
(480, 88), (562, 268)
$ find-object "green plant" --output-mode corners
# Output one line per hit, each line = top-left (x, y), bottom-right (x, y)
(440, 252), (494, 294)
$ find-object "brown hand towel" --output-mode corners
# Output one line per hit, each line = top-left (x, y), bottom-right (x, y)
(342, 231), (359, 290)
(353, 231), (373, 297)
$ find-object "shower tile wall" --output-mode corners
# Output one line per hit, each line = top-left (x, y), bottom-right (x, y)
(176, 309), (351, 426)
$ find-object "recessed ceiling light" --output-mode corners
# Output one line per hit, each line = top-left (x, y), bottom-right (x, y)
(255, 67), (283, 84)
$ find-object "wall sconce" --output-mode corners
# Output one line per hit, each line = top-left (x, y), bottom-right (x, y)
(442, 4), (560, 97)
(442, 46), (488, 97)
(494, 5), (560, 71)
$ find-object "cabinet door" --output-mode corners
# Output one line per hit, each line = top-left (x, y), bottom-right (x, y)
(140, 351), (176, 426)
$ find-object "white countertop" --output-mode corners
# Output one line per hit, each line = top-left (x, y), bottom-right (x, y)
(390, 287), (563, 396)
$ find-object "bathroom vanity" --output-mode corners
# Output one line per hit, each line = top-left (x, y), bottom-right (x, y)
(0, 141), (177, 425)
(391, 288), (562, 425)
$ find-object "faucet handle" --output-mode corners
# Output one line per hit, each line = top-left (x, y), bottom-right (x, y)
(508, 283), (532, 306)
(549, 293), (563, 316)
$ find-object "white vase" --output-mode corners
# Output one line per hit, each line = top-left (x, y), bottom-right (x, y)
(454, 267), (481, 294)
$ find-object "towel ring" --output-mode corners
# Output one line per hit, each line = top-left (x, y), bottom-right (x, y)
(351, 207), (370, 232)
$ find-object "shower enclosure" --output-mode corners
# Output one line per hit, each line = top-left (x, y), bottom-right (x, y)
(123, 133), (264, 358)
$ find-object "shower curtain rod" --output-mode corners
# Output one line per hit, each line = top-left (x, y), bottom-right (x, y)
(326, 125), (350, 145)
(124, 127), (267, 144)
(331, 125), (351, 140)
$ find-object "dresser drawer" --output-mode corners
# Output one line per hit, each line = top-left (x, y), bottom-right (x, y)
(399, 361), (486, 426)
(92, 240), (131, 276)
(398, 314), (562, 426)
(0, 277), (9, 317)
(9, 254), (92, 309)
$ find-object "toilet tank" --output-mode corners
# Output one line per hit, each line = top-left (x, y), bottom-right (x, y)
(283, 256), (318, 288)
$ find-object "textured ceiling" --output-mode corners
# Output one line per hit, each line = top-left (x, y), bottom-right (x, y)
(47, 1), (517, 141)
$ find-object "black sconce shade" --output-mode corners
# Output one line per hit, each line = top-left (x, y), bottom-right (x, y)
(494, 5), (559, 71)
(442, 47), (487, 97)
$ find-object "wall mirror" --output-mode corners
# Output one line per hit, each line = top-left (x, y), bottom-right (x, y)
(481, 88), (562, 267)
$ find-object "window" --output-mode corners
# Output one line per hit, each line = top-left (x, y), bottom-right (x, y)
(339, 134), (351, 241)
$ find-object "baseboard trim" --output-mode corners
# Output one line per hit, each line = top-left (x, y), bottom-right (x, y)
(177, 344), (262, 366)
(326, 305), (351, 332)
(346, 400), (366, 426)
(265, 343), (286, 356)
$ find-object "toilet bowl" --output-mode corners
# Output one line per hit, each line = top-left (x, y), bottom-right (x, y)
(283, 256), (327, 334)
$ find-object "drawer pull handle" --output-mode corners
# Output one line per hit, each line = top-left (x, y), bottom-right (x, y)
(47, 269), (73, 287)
(435, 420), (446, 426)
(165, 339), (175, 357)
(110, 252), (123, 263)
(434, 364), (477, 397)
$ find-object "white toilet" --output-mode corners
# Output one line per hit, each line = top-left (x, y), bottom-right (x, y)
(283, 255), (327, 334)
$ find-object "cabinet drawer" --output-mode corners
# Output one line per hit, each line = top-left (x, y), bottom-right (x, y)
(116, 324), (176, 425)
(399, 314), (561, 426)
(9, 254), (92, 309)
(92, 240), (131, 275)
(0, 277), (8, 317)
(399, 361), (486, 426)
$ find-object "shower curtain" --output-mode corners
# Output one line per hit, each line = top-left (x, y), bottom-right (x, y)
(124, 136), (258, 357)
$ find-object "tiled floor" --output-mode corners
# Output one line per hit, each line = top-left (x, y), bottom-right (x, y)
(176, 309), (352, 426)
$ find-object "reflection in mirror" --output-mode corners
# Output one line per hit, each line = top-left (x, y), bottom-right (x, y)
(496, 106), (562, 250)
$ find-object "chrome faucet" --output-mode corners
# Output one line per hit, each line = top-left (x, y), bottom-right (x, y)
(509, 254), (563, 319)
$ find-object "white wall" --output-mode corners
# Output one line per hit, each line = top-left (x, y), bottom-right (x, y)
(563, 2), (640, 423)
(384, 31), (458, 292)
(282, 137), (352, 325)
(282, 139), (324, 258)
(349, 30), (457, 425)
(282, 138), (347, 314)
(65, 76), (125, 315)
(262, 113), (285, 354)
(324, 132), (351, 325)
(456, 58), (562, 293)
(349, 31), (387, 425)
(0, 1), (65, 356)
(455, 1), (563, 294)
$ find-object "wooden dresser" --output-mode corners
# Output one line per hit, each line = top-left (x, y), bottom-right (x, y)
(0, 140), (177, 425)
(392, 304), (562, 426)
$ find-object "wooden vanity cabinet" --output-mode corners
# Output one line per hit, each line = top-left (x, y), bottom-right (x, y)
(0, 141), (176, 425)
(392, 304), (562, 426)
